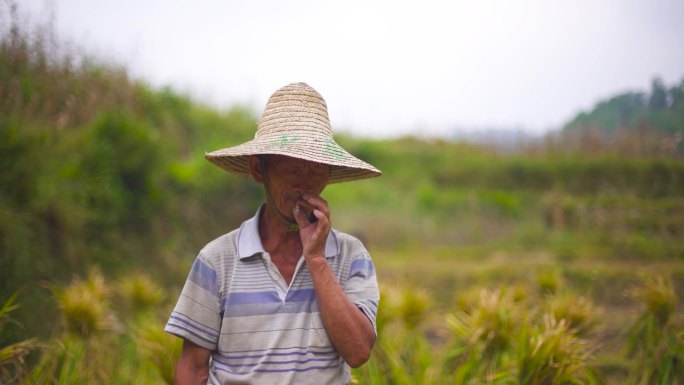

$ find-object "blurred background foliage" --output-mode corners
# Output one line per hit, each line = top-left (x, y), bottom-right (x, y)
(0, 5), (263, 343)
(1, 4), (683, 384)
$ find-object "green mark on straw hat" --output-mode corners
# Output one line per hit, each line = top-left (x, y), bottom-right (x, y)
(277, 134), (300, 149)
(324, 139), (349, 161)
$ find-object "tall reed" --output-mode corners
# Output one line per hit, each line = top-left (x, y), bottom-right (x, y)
(626, 275), (683, 385)
(354, 284), (438, 385)
(25, 271), (176, 384)
(0, 294), (40, 384)
(442, 288), (601, 385)
(517, 313), (602, 385)
(444, 288), (520, 384)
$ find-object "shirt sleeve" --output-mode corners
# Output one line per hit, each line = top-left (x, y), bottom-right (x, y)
(344, 253), (380, 334)
(164, 253), (221, 350)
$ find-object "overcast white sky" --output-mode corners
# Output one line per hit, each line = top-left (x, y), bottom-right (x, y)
(15, 0), (684, 138)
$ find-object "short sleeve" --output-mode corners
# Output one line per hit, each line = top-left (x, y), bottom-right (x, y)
(344, 254), (380, 334)
(164, 254), (221, 350)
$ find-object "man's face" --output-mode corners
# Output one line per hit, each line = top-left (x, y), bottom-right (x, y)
(255, 155), (331, 218)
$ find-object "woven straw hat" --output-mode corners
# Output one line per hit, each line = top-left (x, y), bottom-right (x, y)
(205, 82), (381, 183)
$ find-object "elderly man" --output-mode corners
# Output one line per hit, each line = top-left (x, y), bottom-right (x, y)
(165, 82), (382, 385)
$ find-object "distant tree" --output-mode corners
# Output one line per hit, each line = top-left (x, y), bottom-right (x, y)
(563, 92), (646, 133)
(648, 77), (668, 110)
(563, 76), (684, 138)
(669, 79), (684, 110)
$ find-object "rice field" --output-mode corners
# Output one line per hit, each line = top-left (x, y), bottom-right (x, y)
(2, 250), (682, 384)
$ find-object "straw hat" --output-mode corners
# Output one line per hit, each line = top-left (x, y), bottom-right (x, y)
(205, 82), (381, 183)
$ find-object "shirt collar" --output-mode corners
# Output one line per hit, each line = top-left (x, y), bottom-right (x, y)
(237, 204), (339, 260)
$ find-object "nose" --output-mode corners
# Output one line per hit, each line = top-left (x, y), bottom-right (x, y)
(290, 161), (326, 195)
(292, 180), (314, 195)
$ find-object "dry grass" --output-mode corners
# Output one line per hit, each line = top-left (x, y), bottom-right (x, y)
(0, 293), (41, 384)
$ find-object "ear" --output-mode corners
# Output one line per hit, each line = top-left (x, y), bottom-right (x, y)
(249, 156), (265, 183)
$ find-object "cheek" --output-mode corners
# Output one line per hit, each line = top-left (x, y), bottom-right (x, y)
(313, 179), (329, 194)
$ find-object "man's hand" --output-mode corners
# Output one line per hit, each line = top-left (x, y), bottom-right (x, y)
(292, 194), (331, 260)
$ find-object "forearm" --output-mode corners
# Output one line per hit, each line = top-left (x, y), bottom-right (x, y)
(175, 361), (208, 385)
(294, 195), (376, 366)
(175, 340), (210, 385)
(306, 256), (376, 368)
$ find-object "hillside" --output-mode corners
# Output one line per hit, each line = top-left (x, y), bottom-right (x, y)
(563, 77), (684, 142)
(0, 15), (263, 339)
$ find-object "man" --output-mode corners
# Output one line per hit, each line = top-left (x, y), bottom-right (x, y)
(165, 82), (382, 385)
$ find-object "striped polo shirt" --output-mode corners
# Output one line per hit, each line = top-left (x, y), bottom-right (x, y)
(165, 206), (380, 385)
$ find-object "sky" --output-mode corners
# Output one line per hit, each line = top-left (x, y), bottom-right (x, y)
(15, 0), (684, 138)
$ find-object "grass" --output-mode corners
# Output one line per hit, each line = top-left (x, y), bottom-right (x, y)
(516, 314), (600, 385)
(363, 249), (684, 384)
(354, 279), (610, 385)
(0, 294), (40, 383)
(625, 276), (683, 384)
(22, 272), (180, 385)
(17, 262), (681, 385)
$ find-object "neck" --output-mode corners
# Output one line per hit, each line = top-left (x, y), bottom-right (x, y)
(259, 203), (302, 257)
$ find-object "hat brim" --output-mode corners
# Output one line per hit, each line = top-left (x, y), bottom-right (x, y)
(205, 133), (381, 184)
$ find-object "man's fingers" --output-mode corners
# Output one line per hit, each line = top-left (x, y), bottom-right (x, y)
(302, 194), (330, 217)
(311, 209), (329, 227)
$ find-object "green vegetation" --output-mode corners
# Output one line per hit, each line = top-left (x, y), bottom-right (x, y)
(1, 5), (683, 384)
(22, 270), (179, 384)
(0, 6), (261, 342)
(0, 294), (40, 383)
(563, 77), (684, 136)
